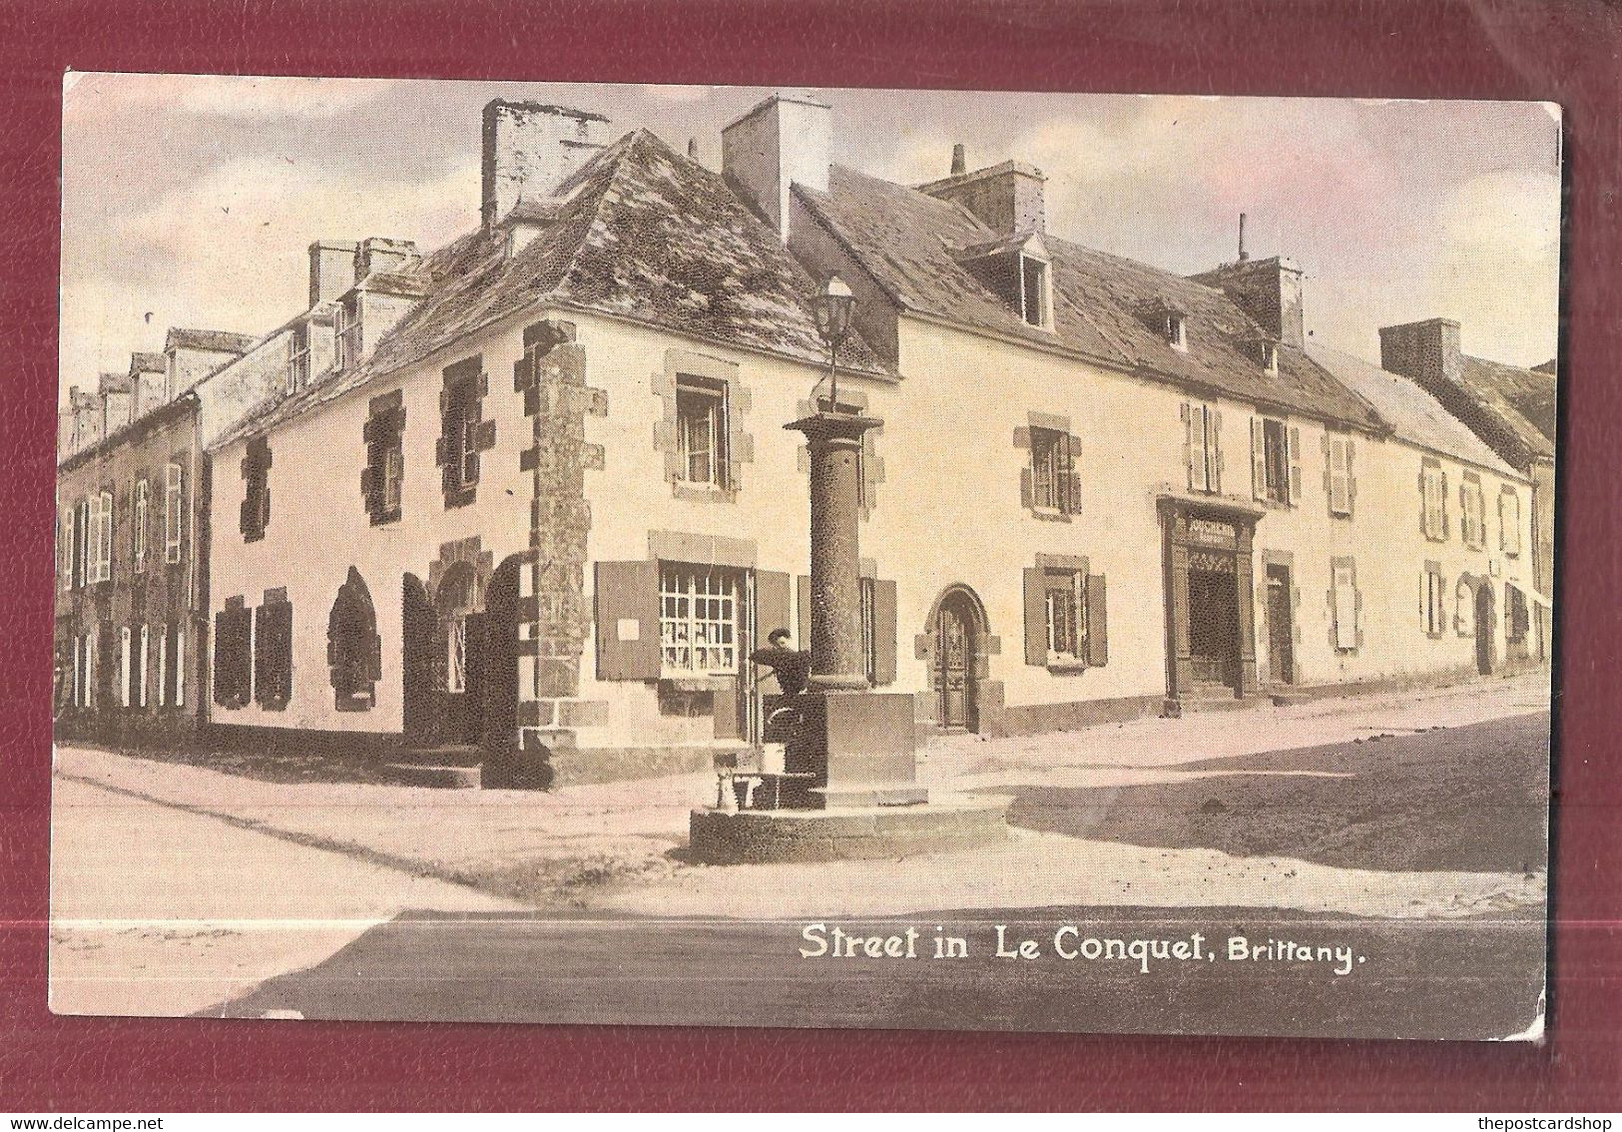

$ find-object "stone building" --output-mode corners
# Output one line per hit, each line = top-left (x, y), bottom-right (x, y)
(54, 327), (261, 742)
(191, 95), (1544, 787)
(1377, 318), (1557, 660)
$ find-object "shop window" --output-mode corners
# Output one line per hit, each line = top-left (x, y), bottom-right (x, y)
(659, 565), (739, 676)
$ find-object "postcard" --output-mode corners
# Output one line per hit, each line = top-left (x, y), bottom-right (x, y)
(51, 74), (1558, 1039)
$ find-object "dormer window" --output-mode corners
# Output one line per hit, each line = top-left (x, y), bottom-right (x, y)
(335, 296), (362, 371)
(1165, 310), (1188, 351)
(286, 323), (311, 394)
(1244, 335), (1279, 376)
(956, 231), (1053, 331)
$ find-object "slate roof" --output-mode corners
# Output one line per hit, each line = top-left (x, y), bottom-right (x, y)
(1457, 354), (1556, 457)
(129, 352), (166, 374)
(793, 166), (1385, 432)
(97, 372), (132, 395)
(216, 129), (887, 448)
(1306, 345), (1517, 477)
(165, 327), (255, 354)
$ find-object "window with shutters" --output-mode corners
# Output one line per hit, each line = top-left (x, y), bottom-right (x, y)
(1326, 435), (1354, 517)
(1460, 472), (1486, 550)
(1331, 558), (1360, 652)
(1420, 460), (1448, 542)
(335, 296), (361, 371)
(88, 489), (113, 583)
(362, 391), (406, 525)
(659, 565), (739, 676)
(164, 462), (183, 563)
(1183, 402), (1221, 494)
(437, 357), (492, 508)
(133, 478), (149, 572)
(1024, 560), (1108, 670)
(675, 376), (729, 489)
(158, 621), (185, 710)
(1164, 310), (1188, 351)
(1500, 488), (1523, 555)
(254, 595), (293, 710)
(1252, 417), (1292, 505)
(212, 600), (253, 709)
(241, 437), (272, 543)
(1421, 565), (1446, 637)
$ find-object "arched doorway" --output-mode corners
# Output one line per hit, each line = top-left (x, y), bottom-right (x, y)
(1474, 582), (1496, 676)
(928, 585), (989, 732)
(435, 563), (485, 744)
(328, 568), (380, 712)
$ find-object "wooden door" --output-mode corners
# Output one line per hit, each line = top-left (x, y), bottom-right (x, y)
(937, 597), (974, 730)
(1475, 585), (1494, 675)
(1266, 566), (1294, 685)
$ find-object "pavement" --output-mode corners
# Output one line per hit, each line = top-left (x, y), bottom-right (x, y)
(48, 671), (1552, 1020)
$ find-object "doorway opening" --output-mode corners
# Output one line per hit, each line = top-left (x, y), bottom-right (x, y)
(1475, 582), (1496, 676)
(931, 585), (987, 732)
(1187, 557), (1240, 692)
(1265, 563), (1294, 686)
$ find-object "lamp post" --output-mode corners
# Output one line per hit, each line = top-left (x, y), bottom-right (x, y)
(789, 276), (877, 691)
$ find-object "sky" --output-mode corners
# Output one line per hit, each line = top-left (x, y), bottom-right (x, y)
(59, 73), (1563, 403)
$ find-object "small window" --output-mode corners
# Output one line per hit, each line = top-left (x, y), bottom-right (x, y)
(1030, 427), (1071, 512)
(364, 397), (406, 525)
(1499, 489), (1523, 555)
(287, 324), (311, 394)
(1261, 419), (1289, 504)
(164, 462), (184, 563)
(133, 479), (149, 573)
(1421, 566), (1446, 637)
(659, 565), (739, 676)
(1327, 436), (1354, 517)
(336, 297), (362, 371)
(1420, 462), (1448, 542)
(437, 360), (488, 506)
(1019, 255), (1050, 328)
(1044, 571), (1087, 663)
(676, 376), (728, 489)
(1166, 311), (1188, 351)
(1260, 341), (1279, 376)
(1460, 474), (1486, 549)
(92, 490), (113, 583)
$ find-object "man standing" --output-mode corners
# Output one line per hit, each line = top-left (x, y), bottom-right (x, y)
(750, 628), (811, 695)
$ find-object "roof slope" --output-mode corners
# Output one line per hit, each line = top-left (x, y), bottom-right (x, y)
(1306, 345), (1516, 476)
(795, 166), (1384, 431)
(219, 129), (885, 447)
(1459, 354), (1556, 457)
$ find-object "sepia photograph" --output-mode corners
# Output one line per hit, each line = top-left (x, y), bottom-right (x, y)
(50, 74), (1559, 1040)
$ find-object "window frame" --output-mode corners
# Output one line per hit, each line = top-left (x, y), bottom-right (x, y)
(164, 462), (183, 564)
(1327, 434), (1354, 517)
(1420, 461), (1448, 542)
(674, 375), (729, 490)
(658, 564), (741, 678)
(1261, 418), (1290, 504)
(1500, 488), (1523, 556)
(1029, 426), (1070, 513)
(287, 322), (311, 394)
(1185, 402), (1220, 494)
(1043, 569), (1087, 665)
(1422, 565), (1446, 638)
(1018, 253), (1051, 329)
(133, 478), (149, 573)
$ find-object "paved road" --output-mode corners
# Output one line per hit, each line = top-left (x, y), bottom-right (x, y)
(212, 904), (1545, 1040)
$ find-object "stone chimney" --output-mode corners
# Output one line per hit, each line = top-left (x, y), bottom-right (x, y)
(1189, 256), (1305, 349)
(99, 373), (132, 433)
(353, 236), (418, 280)
(721, 93), (832, 243)
(918, 157), (1046, 235)
(309, 239), (358, 307)
(481, 99), (610, 228)
(1379, 317), (1463, 392)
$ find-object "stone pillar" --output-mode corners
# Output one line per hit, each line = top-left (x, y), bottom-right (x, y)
(786, 411), (881, 691)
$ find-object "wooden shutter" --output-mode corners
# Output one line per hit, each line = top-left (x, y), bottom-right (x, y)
(871, 578), (898, 686)
(1328, 437), (1350, 516)
(594, 561), (661, 680)
(1181, 403), (1195, 491)
(1333, 563), (1358, 650)
(1287, 426), (1302, 506)
(755, 570), (791, 645)
(1023, 567), (1047, 666)
(1250, 418), (1267, 500)
(1211, 410), (1224, 493)
(1440, 471), (1450, 538)
(1086, 574), (1108, 666)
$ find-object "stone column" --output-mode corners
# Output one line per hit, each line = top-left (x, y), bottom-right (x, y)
(786, 410), (881, 691)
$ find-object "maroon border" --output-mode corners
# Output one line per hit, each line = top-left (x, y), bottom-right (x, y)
(2, 0), (1617, 1112)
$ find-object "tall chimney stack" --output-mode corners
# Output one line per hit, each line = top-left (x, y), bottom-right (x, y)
(951, 143), (967, 176)
(481, 99), (610, 228)
(1379, 318), (1463, 393)
(721, 93), (833, 243)
(1238, 213), (1249, 262)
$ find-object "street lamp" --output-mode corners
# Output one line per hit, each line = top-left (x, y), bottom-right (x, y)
(811, 275), (855, 412)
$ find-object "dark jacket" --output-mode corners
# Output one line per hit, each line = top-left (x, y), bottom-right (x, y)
(749, 645), (812, 695)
